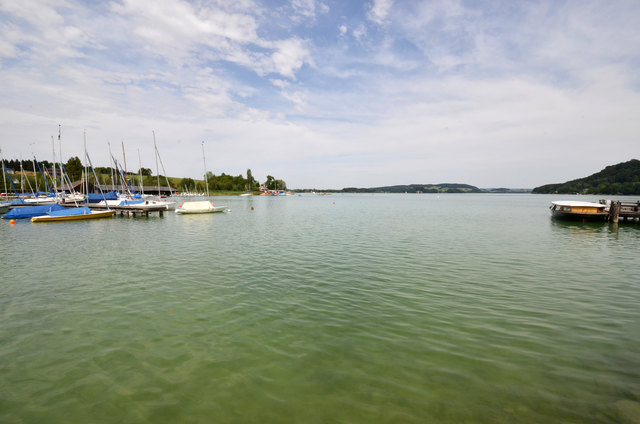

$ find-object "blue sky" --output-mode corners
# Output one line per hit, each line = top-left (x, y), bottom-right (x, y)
(1, 0), (639, 189)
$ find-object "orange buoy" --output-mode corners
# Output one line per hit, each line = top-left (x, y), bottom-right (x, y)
(9, 219), (16, 224)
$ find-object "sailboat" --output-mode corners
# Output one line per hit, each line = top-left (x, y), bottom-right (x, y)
(1, 149), (15, 213)
(31, 205), (114, 222)
(31, 133), (115, 222)
(94, 140), (175, 210)
(175, 140), (227, 214)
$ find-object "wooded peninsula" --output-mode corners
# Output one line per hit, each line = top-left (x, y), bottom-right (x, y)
(532, 159), (640, 195)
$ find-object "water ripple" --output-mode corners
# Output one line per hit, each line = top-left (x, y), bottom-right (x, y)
(1, 194), (640, 423)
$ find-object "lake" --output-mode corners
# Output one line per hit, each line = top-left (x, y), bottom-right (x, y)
(1, 193), (639, 423)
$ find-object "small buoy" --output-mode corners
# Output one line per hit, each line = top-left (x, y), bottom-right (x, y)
(9, 219), (16, 224)
(251, 206), (254, 210)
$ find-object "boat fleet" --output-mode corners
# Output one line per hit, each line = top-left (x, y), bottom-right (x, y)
(1, 130), (228, 223)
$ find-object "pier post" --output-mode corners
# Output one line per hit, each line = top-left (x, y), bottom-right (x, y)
(609, 201), (620, 223)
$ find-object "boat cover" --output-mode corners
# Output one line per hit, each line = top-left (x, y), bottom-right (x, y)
(2, 204), (67, 219)
(179, 200), (214, 211)
(87, 191), (119, 203)
(47, 206), (92, 217)
(118, 199), (145, 206)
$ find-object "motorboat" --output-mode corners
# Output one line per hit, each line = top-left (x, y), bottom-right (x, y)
(549, 200), (609, 221)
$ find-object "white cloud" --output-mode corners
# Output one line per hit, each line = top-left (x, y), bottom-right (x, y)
(264, 38), (312, 79)
(109, 0), (315, 80)
(270, 79), (290, 89)
(281, 90), (307, 111)
(0, 0), (95, 61)
(367, 0), (393, 24)
(0, 25), (18, 58)
(292, 0), (317, 18)
(352, 23), (367, 42)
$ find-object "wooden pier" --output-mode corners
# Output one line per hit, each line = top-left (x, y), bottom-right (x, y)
(608, 201), (640, 223)
(88, 204), (169, 217)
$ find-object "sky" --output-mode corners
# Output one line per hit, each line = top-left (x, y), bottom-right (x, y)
(1, 0), (639, 189)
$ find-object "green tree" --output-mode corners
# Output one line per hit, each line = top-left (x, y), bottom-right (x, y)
(138, 167), (152, 176)
(65, 156), (83, 181)
(181, 178), (197, 192)
(246, 169), (255, 191)
(274, 179), (287, 190)
(265, 175), (275, 189)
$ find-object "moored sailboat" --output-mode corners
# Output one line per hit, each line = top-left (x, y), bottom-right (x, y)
(31, 206), (114, 222)
(175, 140), (227, 215)
(175, 200), (227, 214)
(32, 133), (116, 223)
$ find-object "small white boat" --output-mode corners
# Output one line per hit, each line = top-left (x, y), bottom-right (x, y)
(175, 200), (227, 214)
(22, 196), (58, 205)
(550, 200), (609, 221)
(58, 193), (86, 205)
(97, 196), (176, 210)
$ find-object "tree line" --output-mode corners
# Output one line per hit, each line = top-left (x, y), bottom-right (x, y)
(3, 157), (286, 194)
(179, 170), (286, 193)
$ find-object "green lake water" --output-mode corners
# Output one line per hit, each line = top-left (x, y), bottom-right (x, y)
(1, 194), (639, 423)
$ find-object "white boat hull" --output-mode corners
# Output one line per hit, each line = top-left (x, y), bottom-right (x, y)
(175, 200), (227, 214)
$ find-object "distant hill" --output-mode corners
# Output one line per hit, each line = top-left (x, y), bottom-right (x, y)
(483, 188), (532, 193)
(532, 159), (640, 195)
(342, 183), (482, 193)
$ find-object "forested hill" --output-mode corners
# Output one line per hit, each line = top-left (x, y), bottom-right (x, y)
(532, 159), (640, 195)
(342, 183), (482, 193)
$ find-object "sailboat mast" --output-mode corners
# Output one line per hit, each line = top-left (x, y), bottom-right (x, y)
(1, 148), (8, 201)
(153, 131), (160, 196)
(19, 153), (24, 194)
(138, 148), (144, 196)
(33, 157), (38, 193)
(121, 141), (128, 188)
(51, 136), (57, 197)
(58, 124), (67, 195)
(84, 129), (88, 197)
(58, 125), (73, 198)
(58, 124), (62, 181)
(108, 142), (115, 193)
(30, 145), (38, 193)
(201, 140), (209, 195)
